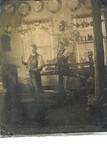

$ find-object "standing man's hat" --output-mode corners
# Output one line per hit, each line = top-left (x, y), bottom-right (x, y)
(31, 44), (37, 50)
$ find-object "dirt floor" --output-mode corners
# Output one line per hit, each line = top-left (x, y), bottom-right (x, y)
(1, 88), (107, 137)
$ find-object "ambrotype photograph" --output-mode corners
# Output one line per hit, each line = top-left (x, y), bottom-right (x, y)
(0, 0), (107, 136)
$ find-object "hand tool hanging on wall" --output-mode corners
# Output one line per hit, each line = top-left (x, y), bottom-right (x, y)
(4, 3), (16, 15)
(47, 0), (62, 13)
(32, 0), (44, 13)
(58, 20), (65, 32)
(83, 0), (92, 9)
(66, 0), (82, 11)
(17, 1), (31, 17)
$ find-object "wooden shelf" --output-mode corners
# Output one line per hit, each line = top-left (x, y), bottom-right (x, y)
(77, 40), (94, 44)
(77, 37), (107, 44)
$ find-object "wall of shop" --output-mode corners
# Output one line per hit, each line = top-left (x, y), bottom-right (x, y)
(0, 0), (93, 66)
(0, 0), (107, 87)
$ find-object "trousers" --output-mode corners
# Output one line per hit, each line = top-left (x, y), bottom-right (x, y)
(29, 70), (43, 94)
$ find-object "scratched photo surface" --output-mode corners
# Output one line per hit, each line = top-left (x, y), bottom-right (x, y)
(0, 0), (107, 137)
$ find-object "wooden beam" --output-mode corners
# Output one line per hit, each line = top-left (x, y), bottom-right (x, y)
(91, 0), (105, 101)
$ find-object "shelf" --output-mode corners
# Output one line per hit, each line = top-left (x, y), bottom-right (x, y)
(77, 40), (94, 44)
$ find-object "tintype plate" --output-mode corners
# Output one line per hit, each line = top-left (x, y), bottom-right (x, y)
(0, 0), (107, 137)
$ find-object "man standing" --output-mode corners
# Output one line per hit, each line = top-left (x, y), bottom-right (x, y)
(27, 44), (44, 94)
(57, 42), (68, 91)
(57, 42), (69, 68)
